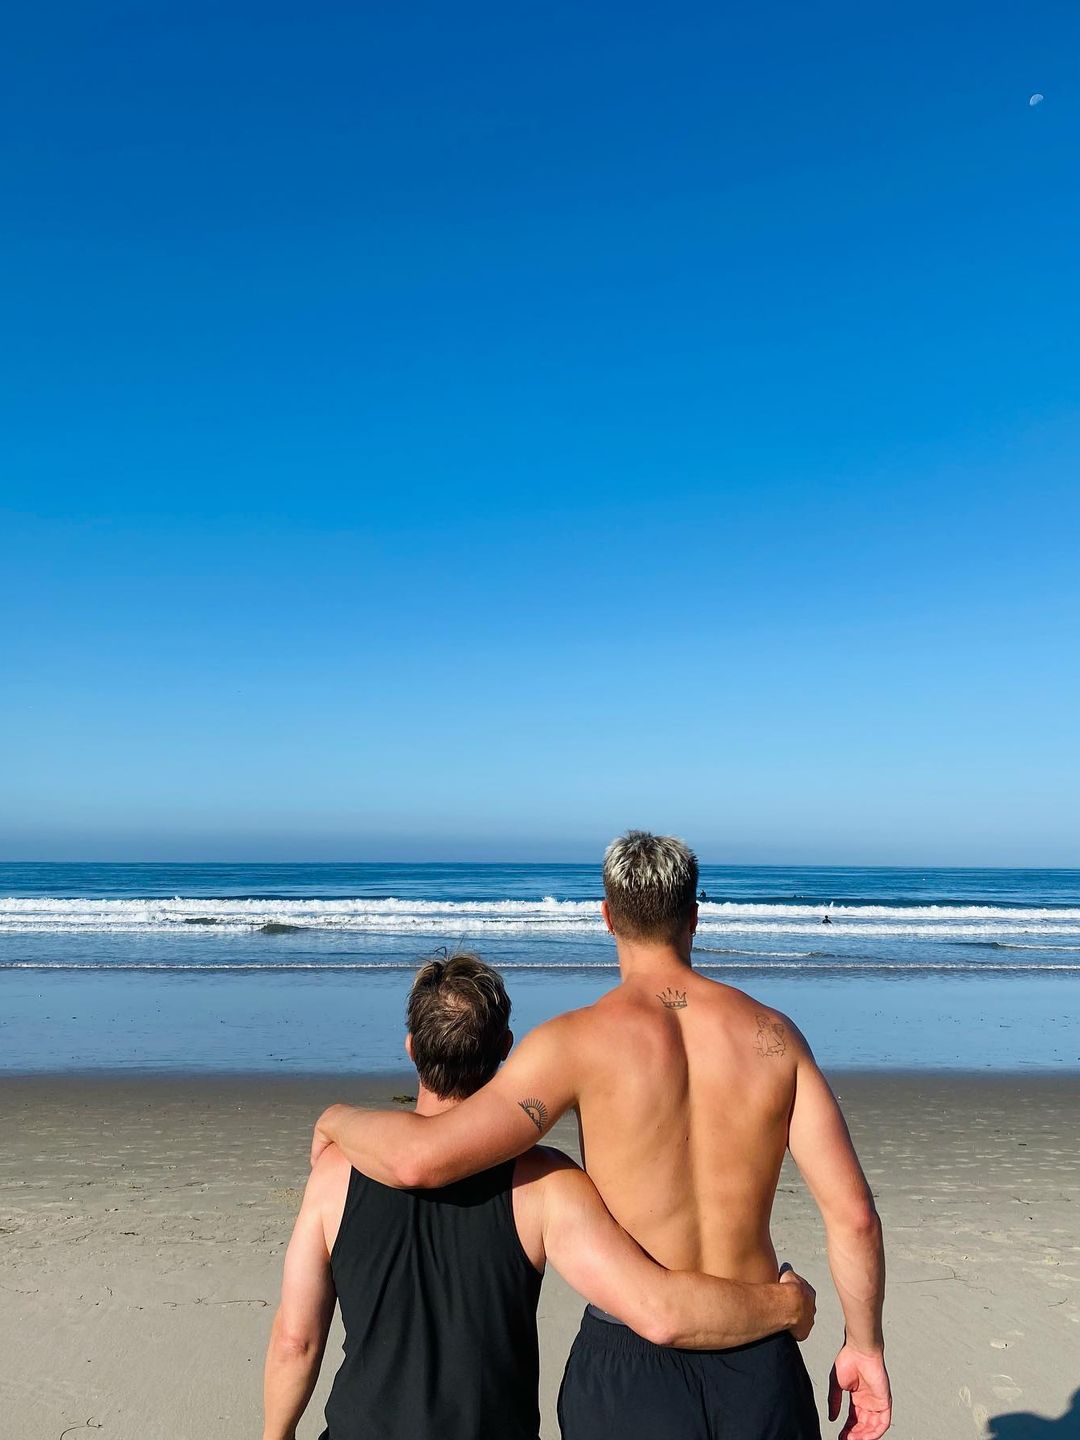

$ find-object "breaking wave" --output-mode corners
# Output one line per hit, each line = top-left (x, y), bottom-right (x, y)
(2, 894), (1080, 939)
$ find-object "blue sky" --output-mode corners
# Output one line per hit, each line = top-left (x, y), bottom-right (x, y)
(2, 1), (1078, 863)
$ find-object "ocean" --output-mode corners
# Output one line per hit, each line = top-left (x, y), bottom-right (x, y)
(2, 862), (1078, 1073)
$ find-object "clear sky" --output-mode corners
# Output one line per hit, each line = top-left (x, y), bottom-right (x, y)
(3, 1), (1078, 864)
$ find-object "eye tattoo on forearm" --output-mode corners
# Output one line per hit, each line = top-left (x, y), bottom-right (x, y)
(657, 987), (688, 1009)
(755, 1013), (787, 1058)
(519, 1098), (548, 1134)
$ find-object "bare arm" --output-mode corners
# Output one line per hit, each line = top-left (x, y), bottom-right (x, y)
(533, 1152), (815, 1349)
(787, 1048), (884, 1350)
(787, 1039), (891, 1438)
(262, 1155), (339, 1440)
(312, 1018), (579, 1188)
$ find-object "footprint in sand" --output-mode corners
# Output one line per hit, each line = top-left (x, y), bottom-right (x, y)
(991, 1374), (1023, 1402)
(958, 1386), (989, 1431)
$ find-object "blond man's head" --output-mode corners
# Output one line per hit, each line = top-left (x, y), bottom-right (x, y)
(602, 830), (699, 944)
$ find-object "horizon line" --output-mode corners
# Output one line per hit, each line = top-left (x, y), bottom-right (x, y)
(2, 858), (1078, 873)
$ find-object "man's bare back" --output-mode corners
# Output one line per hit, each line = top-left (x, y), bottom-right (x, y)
(566, 969), (796, 1283)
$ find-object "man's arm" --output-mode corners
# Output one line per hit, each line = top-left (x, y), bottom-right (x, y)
(787, 1037), (891, 1439)
(312, 1016), (579, 1188)
(262, 1153), (340, 1440)
(527, 1150), (816, 1349)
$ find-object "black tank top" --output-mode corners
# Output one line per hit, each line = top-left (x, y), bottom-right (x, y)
(322, 1161), (543, 1440)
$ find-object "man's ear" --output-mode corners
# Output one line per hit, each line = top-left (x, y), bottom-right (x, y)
(405, 1033), (415, 1063)
(501, 1028), (514, 1061)
(600, 899), (616, 935)
(682, 905), (699, 952)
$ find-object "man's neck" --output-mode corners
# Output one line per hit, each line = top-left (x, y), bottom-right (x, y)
(615, 938), (694, 980)
(414, 1084), (461, 1117)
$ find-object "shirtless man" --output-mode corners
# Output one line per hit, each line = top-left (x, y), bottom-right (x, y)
(313, 834), (891, 1440)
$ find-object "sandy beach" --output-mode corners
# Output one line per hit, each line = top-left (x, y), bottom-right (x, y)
(2, 1070), (1077, 1440)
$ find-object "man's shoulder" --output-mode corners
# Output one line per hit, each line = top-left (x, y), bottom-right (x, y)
(513, 1144), (579, 1187)
(509, 1146), (581, 1271)
(510, 1145), (602, 1250)
(306, 1141), (354, 1210)
(515, 1002), (600, 1065)
(693, 975), (805, 1030)
(531, 1002), (599, 1040)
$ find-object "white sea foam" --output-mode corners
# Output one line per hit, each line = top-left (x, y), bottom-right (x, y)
(1, 894), (1079, 940)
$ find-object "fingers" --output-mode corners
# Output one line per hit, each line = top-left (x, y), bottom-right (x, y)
(843, 1402), (892, 1440)
(781, 1272), (815, 1341)
(778, 1266), (811, 1298)
(777, 1269), (813, 1307)
(848, 1408), (892, 1440)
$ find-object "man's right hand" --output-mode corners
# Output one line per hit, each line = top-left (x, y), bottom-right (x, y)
(778, 1266), (816, 1341)
(828, 1343), (892, 1439)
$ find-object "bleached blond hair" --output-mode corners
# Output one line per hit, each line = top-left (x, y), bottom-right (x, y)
(602, 830), (699, 942)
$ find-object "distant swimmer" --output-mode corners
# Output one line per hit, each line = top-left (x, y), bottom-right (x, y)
(698, 889), (709, 902)
(822, 914), (832, 925)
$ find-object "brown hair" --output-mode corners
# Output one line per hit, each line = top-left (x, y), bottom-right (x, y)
(406, 952), (512, 1100)
(603, 830), (699, 942)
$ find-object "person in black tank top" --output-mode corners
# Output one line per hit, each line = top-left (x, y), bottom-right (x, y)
(322, 1161), (541, 1440)
(262, 955), (815, 1440)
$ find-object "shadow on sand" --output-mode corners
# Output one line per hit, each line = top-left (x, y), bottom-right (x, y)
(989, 1391), (1080, 1440)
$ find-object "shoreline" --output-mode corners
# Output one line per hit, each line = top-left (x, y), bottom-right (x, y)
(2, 1071), (1078, 1438)
(7, 966), (1079, 1073)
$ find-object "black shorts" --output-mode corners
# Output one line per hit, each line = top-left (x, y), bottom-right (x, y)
(557, 1307), (821, 1440)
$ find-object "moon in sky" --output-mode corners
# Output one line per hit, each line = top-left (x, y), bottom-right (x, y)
(1029, 93), (1044, 106)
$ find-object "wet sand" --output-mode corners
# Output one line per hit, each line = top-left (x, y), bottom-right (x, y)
(1, 1071), (1078, 1439)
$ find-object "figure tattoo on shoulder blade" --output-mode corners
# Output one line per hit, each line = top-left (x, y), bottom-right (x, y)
(755, 1013), (787, 1058)
(519, 1097), (549, 1134)
(657, 987), (688, 1009)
